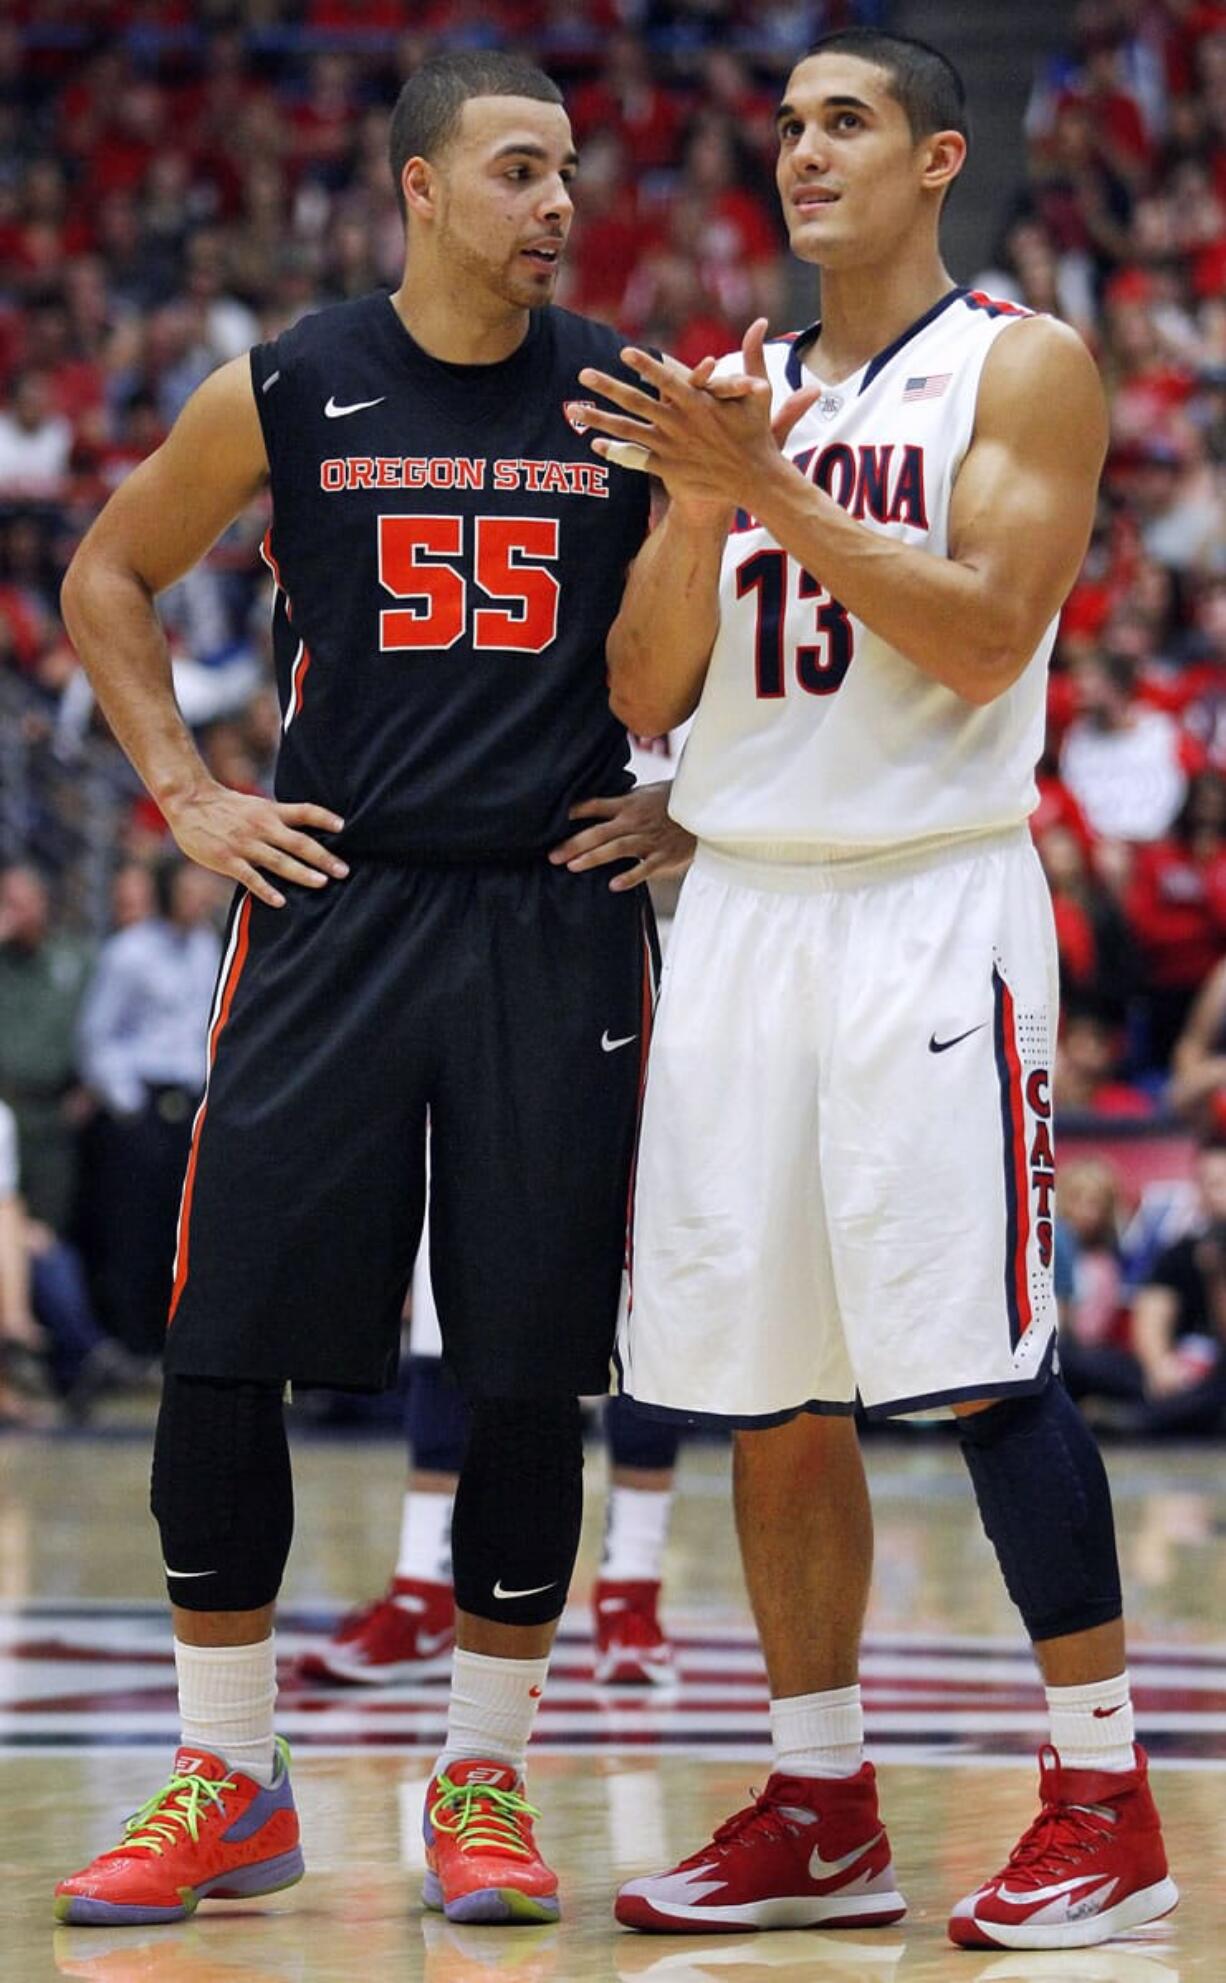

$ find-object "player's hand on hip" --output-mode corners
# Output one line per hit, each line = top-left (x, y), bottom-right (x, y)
(161, 781), (348, 910)
(549, 781), (696, 892)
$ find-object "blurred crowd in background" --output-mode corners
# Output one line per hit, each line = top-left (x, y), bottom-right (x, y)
(1, 0), (1225, 1433)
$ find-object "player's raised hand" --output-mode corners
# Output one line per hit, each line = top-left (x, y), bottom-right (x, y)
(695, 319), (824, 450)
(577, 335), (819, 510)
(548, 781), (696, 893)
(161, 781), (349, 910)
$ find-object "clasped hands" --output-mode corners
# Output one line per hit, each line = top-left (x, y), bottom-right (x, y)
(576, 317), (823, 512)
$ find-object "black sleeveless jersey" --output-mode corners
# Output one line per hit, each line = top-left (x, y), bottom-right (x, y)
(249, 292), (650, 862)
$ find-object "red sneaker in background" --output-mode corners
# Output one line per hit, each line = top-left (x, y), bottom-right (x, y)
(593, 1578), (677, 1686)
(298, 1576), (455, 1683)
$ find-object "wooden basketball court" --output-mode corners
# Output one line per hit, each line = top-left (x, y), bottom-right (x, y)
(2, 1424), (1221, 1980)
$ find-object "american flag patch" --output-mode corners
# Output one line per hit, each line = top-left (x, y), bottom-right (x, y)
(903, 373), (951, 401)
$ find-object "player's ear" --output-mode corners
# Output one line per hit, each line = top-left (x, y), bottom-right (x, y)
(920, 129), (966, 202)
(402, 155), (439, 224)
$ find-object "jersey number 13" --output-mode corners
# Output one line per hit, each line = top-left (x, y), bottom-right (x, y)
(737, 549), (854, 699)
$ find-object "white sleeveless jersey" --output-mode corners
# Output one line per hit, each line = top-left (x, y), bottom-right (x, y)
(670, 288), (1056, 855)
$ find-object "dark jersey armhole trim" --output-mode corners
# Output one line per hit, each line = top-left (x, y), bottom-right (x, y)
(249, 345), (281, 477)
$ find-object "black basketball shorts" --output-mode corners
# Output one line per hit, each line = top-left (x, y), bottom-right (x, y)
(164, 859), (657, 1397)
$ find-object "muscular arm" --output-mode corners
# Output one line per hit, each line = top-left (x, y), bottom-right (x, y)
(582, 316), (1108, 708)
(61, 358), (347, 907)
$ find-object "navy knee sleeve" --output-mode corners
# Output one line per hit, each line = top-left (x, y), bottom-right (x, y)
(151, 1376), (293, 1612)
(957, 1381), (1122, 1643)
(405, 1354), (471, 1475)
(452, 1397), (583, 1626)
(606, 1390), (680, 1472)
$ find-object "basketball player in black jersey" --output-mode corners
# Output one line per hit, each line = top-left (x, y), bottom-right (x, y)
(54, 52), (690, 1930)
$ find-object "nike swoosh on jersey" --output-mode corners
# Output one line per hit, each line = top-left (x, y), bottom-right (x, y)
(493, 1578), (557, 1601)
(601, 1030), (637, 1052)
(324, 395), (387, 418)
(928, 1024), (986, 1053)
(993, 1874), (1114, 1908)
(808, 1830), (885, 1880)
(163, 1566), (216, 1579)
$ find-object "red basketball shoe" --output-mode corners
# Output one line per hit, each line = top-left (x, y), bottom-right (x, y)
(614, 1765), (906, 1932)
(423, 1759), (560, 1925)
(54, 1741), (303, 1927)
(298, 1576), (454, 1683)
(949, 1744), (1178, 1949)
(593, 1579), (677, 1686)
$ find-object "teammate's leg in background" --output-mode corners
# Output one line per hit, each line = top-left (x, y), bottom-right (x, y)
(594, 1392), (680, 1684)
(948, 1385), (1177, 1950)
(55, 1377), (303, 1926)
(304, 1366), (684, 1688)
(300, 1352), (462, 1684)
(616, 1411), (906, 1933)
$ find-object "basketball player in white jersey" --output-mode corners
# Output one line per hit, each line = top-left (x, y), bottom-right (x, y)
(574, 28), (1177, 1953)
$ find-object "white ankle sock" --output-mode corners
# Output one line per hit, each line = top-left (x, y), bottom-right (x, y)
(435, 1647), (549, 1779)
(396, 1488), (454, 1584)
(1046, 1671), (1135, 1772)
(770, 1685), (864, 1779)
(176, 1635), (277, 1785)
(600, 1485), (672, 1583)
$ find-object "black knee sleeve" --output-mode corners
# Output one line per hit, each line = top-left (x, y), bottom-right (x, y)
(406, 1354), (471, 1475)
(605, 1390), (680, 1472)
(957, 1380), (1122, 1643)
(451, 1397), (584, 1625)
(151, 1376), (294, 1612)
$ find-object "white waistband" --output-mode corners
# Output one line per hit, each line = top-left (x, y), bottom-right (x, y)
(694, 825), (1027, 893)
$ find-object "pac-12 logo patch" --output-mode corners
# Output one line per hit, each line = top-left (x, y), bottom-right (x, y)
(818, 393), (843, 421)
(564, 399), (597, 432)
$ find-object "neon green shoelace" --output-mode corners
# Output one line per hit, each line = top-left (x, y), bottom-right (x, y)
(119, 1770), (238, 1857)
(430, 1775), (540, 1859)
(118, 1737), (290, 1858)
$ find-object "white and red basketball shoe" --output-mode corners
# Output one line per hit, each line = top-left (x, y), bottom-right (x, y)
(298, 1576), (454, 1684)
(614, 1765), (906, 1932)
(593, 1579), (677, 1686)
(949, 1744), (1178, 1949)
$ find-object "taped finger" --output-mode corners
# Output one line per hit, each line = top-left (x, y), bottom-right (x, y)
(603, 440), (653, 473)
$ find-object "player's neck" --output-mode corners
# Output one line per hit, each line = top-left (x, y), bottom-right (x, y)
(807, 252), (956, 387)
(390, 272), (531, 367)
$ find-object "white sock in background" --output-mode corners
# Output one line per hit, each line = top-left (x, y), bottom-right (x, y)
(396, 1488), (454, 1585)
(1046, 1672), (1135, 1772)
(600, 1486), (672, 1583)
(770, 1684), (865, 1779)
(175, 1634), (278, 1785)
(435, 1647), (549, 1779)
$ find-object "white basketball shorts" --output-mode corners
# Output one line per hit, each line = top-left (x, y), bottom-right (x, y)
(617, 828), (1059, 1422)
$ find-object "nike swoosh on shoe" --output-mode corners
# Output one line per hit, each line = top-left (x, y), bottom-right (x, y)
(808, 1831), (885, 1884)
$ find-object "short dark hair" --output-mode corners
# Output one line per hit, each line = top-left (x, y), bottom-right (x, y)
(388, 51), (565, 222)
(802, 28), (969, 147)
